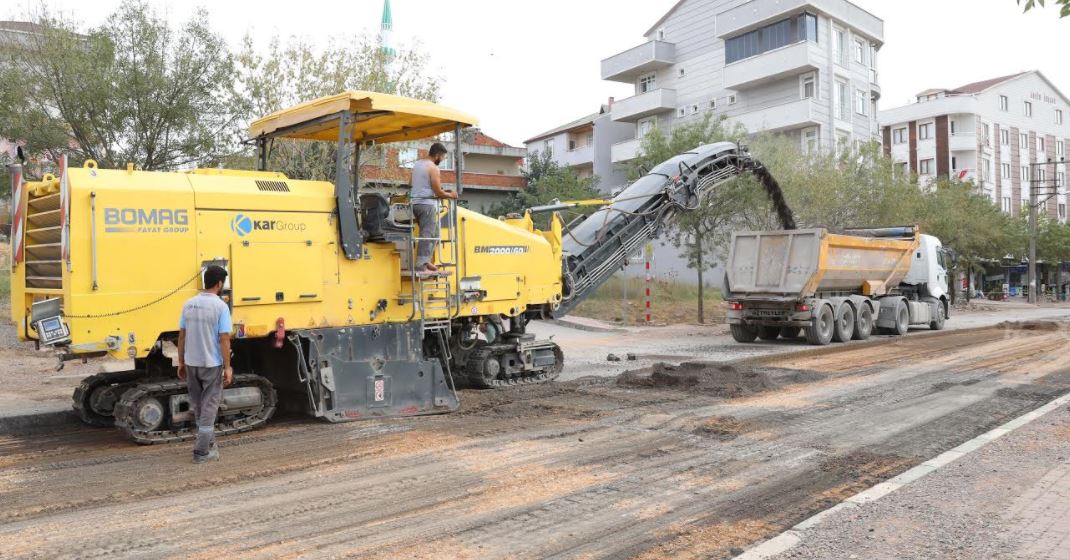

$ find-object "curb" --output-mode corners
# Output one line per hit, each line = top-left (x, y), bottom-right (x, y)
(545, 318), (627, 334)
(0, 409), (79, 436)
(734, 390), (1070, 559)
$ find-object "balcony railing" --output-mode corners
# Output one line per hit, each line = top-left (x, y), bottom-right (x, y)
(611, 89), (677, 122)
(611, 138), (642, 163)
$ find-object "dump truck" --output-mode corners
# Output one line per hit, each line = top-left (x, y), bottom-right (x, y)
(8, 91), (792, 444)
(724, 226), (950, 345)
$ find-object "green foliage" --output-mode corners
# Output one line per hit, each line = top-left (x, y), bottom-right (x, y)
(485, 151), (601, 226)
(229, 33), (441, 180)
(0, 1), (241, 171)
(1037, 218), (1070, 262)
(1019, 0), (1070, 17)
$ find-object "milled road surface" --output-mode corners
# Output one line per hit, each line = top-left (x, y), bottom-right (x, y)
(2, 321), (1069, 559)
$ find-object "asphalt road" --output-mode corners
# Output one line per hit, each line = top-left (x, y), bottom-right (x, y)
(1, 318), (1068, 559)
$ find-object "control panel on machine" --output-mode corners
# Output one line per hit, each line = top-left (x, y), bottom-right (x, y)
(35, 316), (71, 346)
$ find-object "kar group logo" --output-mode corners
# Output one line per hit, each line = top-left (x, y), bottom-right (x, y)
(231, 214), (254, 237)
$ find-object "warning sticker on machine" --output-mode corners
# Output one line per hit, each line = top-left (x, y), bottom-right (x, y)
(474, 245), (529, 255)
(374, 378), (385, 402)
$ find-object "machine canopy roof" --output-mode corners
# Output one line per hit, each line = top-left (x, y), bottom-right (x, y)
(247, 91), (479, 145)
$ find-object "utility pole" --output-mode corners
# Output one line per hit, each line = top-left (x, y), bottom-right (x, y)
(1027, 156), (1066, 304)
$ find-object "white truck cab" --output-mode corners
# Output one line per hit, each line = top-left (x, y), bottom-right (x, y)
(904, 234), (949, 301)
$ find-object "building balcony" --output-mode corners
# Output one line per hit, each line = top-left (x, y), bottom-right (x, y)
(561, 145), (594, 167)
(601, 40), (676, 83)
(878, 95), (979, 129)
(723, 41), (820, 90)
(611, 89), (677, 122)
(726, 98), (820, 133)
(949, 132), (977, 152)
(611, 138), (642, 163)
(870, 69), (881, 100)
(717, 0), (883, 44)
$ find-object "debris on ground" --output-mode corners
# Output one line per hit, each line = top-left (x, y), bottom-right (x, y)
(618, 361), (778, 397)
(626, 353), (637, 361)
(607, 353), (622, 362)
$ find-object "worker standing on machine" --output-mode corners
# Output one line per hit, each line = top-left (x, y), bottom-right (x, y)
(177, 265), (233, 464)
(411, 142), (458, 273)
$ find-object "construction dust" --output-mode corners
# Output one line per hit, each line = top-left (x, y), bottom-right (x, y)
(618, 361), (778, 397)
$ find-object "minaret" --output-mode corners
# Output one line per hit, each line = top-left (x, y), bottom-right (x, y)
(380, 0), (396, 60)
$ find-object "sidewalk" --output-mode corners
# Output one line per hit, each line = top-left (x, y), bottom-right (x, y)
(772, 400), (1070, 559)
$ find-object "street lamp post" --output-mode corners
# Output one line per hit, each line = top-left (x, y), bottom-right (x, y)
(1027, 156), (1065, 304)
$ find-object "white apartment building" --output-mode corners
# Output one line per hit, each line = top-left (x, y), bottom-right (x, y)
(879, 71), (1070, 222)
(600, 0), (884, 164)
(523, 102), (634, 193)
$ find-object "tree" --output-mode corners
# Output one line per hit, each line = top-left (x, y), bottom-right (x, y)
(486, 151), (601, 227)
(1018, 0), (1070, 18)
(627, 114), (751, 323)
(229, 33), (440, 181)
(0, 1), (242, 171)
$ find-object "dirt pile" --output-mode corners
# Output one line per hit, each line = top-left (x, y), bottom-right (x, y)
(996, 320), (1063, 331)
(618, 361), (777, 397)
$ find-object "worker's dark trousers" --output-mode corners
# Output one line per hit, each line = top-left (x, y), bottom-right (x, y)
(413, 203), (440, 268)
(187, 365), (223, 456)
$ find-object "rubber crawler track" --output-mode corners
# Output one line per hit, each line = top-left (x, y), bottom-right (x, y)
(113, 374), (277, 445)
(465, 343), (564, 389)
(72, 370), (144, 427)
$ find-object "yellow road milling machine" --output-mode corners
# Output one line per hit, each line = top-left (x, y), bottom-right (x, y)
(9, 91), (794, 444)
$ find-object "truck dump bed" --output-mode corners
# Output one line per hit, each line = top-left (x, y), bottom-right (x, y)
(726, 228), (919, 298)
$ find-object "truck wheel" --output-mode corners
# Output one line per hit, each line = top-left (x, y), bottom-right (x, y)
(730, 324), (759, 343)
(779, 327), (802, 339)
(757, 326), (781, 341)
(853, 305), (873, 340)
(805, 305), (835, 346)
(929, 303), (946, 330)
(894, 300), (910, 336)
(832, 304), (855, 343)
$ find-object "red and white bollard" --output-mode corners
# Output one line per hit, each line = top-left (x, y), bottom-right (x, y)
(644, 243), (653, 324)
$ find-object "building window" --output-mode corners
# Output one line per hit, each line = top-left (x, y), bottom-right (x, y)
(1038, 169), (1046, 182)
(919, 158), (934, 175)
(833, 26), (847, 66)
(918, 122), (933, 140)
(678, 107), (686, 117)
(983, 158), (992, 181)
(399, 147), (419, 168)
(1003, 197), (1012, 213)
(835, 80), (848, 120)
(1020, 133), (1029, 149)
(893, 127), (907, 144)
(657, 28), (666, 41)
(836, 130), (850, 151)
(679, 67), (686, 78)
(1001, 129), (1010, 145)
(690, 104), (699, 114)
(951, 156), (958, 171)
(709, 98), (717, 109)
(1038, 137), (1045, 152)
(801, 72), (816, 99)
(1002, 163), (1012, 179)
(950, 120), (956, 134)
(1024, 101), (1032, 117)
(803, 127), (819, 153)
(639, 73), (656, 94)
(1058, 140), (1065, 157)
(727, 94), (737, 105)
(542, 140), (553, 157)
(983, 123), (991, 146)
(637, 117), (656, 139)
(854, 39), (866, 64)
(1058, 109), (1064, 125)
(1000, 95), (1009, 111)
(1060, 203), (1067, 220)
(855, 89), (868, 116)
(1021, 166), (1030, 181)
(1058, 171), (1065, 188)
(724, 12), (818, 64)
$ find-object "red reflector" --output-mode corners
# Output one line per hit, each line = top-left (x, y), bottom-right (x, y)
(729, 302), (744, 311)
(796, 304), (810, 312)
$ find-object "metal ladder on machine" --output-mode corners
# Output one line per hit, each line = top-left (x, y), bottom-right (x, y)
(404, 200), (461, 392)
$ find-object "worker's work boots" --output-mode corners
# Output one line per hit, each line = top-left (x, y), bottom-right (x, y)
(193, 443), (219, 464)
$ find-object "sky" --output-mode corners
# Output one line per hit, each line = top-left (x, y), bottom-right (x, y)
(7, 0), (1069, 146)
